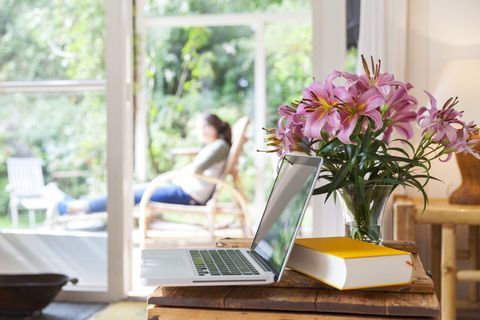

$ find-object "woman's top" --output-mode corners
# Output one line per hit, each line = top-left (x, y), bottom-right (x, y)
(174, 139), (230, 204)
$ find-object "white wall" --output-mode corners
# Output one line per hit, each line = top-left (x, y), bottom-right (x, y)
(407, 0), (480, 198)
(406, 0), (480, 299)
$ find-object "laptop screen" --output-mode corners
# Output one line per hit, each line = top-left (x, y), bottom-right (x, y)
(251, 155), (322, 279)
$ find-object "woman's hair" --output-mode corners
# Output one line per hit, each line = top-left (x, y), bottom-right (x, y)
(203, 113), (232, 146)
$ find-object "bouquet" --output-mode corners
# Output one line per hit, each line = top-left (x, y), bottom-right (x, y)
(264, 56), (480, 242)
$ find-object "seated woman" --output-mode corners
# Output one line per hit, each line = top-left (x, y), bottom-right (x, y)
(53, 113), (232, 215)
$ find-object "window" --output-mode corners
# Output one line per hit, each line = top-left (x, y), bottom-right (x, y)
(345, 0), (360, 72)
(0, 0), (107, 292)
(136, 0), (312, 220)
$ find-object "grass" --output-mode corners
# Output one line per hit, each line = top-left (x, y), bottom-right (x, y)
(0, 211), (47, 229)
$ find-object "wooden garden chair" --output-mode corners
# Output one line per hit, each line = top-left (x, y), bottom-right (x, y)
(139, 117), (250, 246)
(6, 158), (53, 228)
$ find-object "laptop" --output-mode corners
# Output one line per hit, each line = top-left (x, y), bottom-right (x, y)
(141, 154), (323, 286)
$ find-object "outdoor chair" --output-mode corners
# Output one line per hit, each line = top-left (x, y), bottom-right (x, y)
(6, 158), (53, 228)
(139, 117), (251, 246)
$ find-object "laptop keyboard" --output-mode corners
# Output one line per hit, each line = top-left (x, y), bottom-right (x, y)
(189, 249), (261, 276)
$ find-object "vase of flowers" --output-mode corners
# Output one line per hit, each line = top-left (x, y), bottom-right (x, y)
(337, 184), (392, 243)
(264, 56), (480, 244)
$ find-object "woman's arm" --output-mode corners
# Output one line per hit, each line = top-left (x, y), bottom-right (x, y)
(189, 140), (230, 174)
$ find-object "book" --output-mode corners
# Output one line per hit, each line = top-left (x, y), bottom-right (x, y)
(286, 237), (414, 290)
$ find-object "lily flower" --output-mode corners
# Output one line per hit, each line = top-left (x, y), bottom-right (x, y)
(336, 86), (384, 144)
(418, 92), (464, 144)
(382, 86), (418, 142)
(274, 104), (306, 153)
(297, 77), (341, 139)
(442, 121), (480, 161)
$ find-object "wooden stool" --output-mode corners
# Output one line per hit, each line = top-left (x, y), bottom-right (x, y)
(393, 198), (480, 320)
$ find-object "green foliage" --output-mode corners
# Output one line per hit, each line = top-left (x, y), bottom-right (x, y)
(0, 0), (313, 218)
(0, 0), (105, 216)
(265, 23), (312, 127)
(311, 119), (440, 213)
(145, 0), (306, 16)
(144, 2), (313, 201)
(145, 25), (254, 176)
(344, 47), (358, 73)
(0, 0), (104, 81)
(307, 118), (441, 243)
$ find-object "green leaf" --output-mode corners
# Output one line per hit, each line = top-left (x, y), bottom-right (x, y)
(318, 163), (351, 199)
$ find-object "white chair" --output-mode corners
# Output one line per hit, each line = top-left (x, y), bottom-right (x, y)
(6, 158), (53, 228)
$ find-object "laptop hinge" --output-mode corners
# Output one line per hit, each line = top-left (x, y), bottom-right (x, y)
(247, 251), (277, 278)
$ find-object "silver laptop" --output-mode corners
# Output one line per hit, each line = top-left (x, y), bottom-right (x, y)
(141, 154), (323, 286)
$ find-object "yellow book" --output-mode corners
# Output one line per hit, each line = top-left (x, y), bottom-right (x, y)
(287, 237), (414, 290)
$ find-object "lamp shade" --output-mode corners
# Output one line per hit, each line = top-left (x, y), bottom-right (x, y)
(437, 59), (480, 204)
(434, 59), (480, 121)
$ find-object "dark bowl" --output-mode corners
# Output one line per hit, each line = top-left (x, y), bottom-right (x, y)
(0, 273), (78, 315)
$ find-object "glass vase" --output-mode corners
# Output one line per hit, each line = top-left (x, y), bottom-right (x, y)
(336, 184), (393, 244)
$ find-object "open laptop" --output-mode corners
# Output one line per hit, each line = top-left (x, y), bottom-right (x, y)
(141, 154), (323, 286)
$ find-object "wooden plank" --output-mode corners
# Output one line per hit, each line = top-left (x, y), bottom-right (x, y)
(382, 240), (417, 253)
(385, 292), (440, 318)
(431, 224), (442, 298)
(270, 268), (433, 293)
(147, 306), (407, 320)
(225, 287), (317, 312)
(468, 225), (479, 301)
(316, 290), (439, 318)
(147, 289), (439, 318)
(457, 270), (480, 281)
(147, 286), (232, 309)
(411, 198), (480, 225)
(393, 201), (416, 241)
(315, 290), (387, 315)
(441, 223), (457, 320)
(148, 286), (438, 317)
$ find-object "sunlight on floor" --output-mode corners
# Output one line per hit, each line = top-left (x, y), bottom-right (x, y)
(89, 301), (146, 320)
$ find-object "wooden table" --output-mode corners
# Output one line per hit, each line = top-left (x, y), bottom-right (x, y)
(394, 197), (480, 320)
(147, 238), (439, 319)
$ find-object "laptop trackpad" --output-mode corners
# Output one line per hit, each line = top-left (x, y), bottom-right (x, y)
(142, 250), (194, 279)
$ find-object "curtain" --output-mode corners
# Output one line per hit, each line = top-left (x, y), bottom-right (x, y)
(357, 0), (408, 80)
(356, 0), (409, 240)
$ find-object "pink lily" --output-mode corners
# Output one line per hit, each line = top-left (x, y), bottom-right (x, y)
(442, 121), (480, 161)
(336, 87), (384, 144)
(297, 77), (341, 139)
(383, 86), (418, 142)
(276, 104), (305, 152)
(417, 91), (465, 144)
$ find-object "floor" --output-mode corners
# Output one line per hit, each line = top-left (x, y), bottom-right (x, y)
(0, 302), (148, 320)
(88, 302), (146, 320)
(0, 303), (105, 320)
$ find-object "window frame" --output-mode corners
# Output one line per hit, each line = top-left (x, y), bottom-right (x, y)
(0, 0), (134, 302)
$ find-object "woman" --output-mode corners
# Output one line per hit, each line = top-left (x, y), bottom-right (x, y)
(53, 113), (232, 215)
